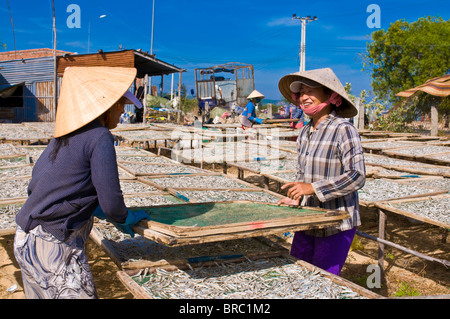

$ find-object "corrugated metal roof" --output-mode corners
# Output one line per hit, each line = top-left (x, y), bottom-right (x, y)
(0, 57), (55, 86)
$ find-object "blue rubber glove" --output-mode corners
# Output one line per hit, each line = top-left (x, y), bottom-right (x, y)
(93, 206), (150, 238)
(93, 205), (108, 220)
(114, 209), (150, 238)
(254, 118), (263, 124)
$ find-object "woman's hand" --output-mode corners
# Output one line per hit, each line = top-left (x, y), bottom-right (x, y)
(281, 182), (314, 200)
(277, 197), (300, 206)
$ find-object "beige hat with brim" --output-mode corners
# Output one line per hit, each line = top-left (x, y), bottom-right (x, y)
(278, 68), (357, 118)
(247, 90), (265, 100)
(54, 66), (137, 138)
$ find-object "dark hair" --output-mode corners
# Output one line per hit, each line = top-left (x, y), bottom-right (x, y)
(49, 135), (70, 162)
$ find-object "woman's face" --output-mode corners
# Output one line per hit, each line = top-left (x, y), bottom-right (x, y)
(292, 85), (330, 109)
(106, 98), (125, 129)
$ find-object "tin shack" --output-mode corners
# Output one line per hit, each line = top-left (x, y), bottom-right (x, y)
(0, 48), (185, 123)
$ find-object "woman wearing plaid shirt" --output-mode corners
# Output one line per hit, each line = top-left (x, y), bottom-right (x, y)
(277, 68), (366, 276)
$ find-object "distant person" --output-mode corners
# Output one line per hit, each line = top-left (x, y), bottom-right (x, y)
(241, 90), (265, 129)
(277, 104), (304, 129)
(14, 66), (150, 299)
(215, 84), (223, 105)
(277, 68), (366, 276)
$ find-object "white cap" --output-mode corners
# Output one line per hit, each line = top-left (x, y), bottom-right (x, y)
(289, 78), (322, 93)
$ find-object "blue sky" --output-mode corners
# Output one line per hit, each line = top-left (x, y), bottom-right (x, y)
(1, 0), (449, 100)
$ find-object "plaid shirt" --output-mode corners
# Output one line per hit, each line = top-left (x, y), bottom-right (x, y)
(296, 112), (366, 237)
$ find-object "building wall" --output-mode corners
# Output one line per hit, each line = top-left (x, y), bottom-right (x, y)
(0, 56), (57, 122)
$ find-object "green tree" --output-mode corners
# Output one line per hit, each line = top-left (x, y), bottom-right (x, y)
(363, 16), (450, 104)
(362, 16), (450, 131)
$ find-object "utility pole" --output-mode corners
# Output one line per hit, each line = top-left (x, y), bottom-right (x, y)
(292, 14), (317, 72)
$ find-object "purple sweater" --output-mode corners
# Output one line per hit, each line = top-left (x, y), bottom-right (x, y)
(16, 120), (127, 241)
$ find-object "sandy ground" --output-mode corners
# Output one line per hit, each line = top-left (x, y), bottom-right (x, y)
(0, 166), (448, 299)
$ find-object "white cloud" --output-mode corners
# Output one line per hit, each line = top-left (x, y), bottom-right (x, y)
(267, 17), (297, 27)
(337, 35), (371, 41)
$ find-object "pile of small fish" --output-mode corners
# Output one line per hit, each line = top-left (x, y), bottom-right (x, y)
(119, 162), (206, 175)
(358, 179), (442, 203)
(265, 171), (297, 182)
(117, 155), (175, 164)
(231, 159), (298, 173)
(386, 197), (450, 226)
(0, 144), (16, 156)
(362, 141), (418, 150)
(145, 175), (252, 189)
(134, 257), (366, 299)
(0, 124), (52, 140)
(363, 153), (428, 167)
(119, 180), (159, 195)
(114, 130), (172, 141)
(0, 178), (30, 200)
(0, 203), (22, 230)
(0, 165), (33, 179)
(388, 145), (450, 156)
(403, 178), (450, 192)
(124, 194), (183, 207)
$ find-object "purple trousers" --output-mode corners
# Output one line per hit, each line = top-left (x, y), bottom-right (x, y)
(290, 227), (356, 276)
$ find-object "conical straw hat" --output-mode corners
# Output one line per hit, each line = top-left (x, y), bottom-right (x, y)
(247, 90), (265, 100)
(278, 68), (357, 118)
(54, 66), (137, 138)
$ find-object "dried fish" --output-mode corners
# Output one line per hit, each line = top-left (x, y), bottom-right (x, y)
(119, 162), (208, 176)
(117, 155), (175, 164)
(403, 178), (450, 192)
(387, 197), (450, 225)
(123, 194), (184, 207)
(134, 257), (366, 299)
(0, 165), (33, 179)
(388, 145), (450, 156)
(143, 175), (253, 189)
(0, 203), (23, 230)
(358, 179), (442, 203)
(0, 178), (30, 200)
(119, 180), (158, 195)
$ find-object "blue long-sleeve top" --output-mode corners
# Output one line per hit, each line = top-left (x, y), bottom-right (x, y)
(16, 119), (128, 241)
(242, 101), (261, 123)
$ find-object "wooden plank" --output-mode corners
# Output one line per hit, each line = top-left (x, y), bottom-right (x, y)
(116, 271), (152, 299)
(89, 227), (124, 268)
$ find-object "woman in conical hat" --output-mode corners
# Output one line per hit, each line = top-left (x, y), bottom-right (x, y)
(277, 68), (365, 276)
(14, 66), (149, 299)
(241, 89), (265, 128)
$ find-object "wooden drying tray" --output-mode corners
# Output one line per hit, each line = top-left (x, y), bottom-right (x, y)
(358, 178), (447, 208)
(375, 194), (450, 229)
(116, 253), (382, 300)
(382, 145), (450, 164)
(131, 200), (348, 246)
(0, 154), (31, 165)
